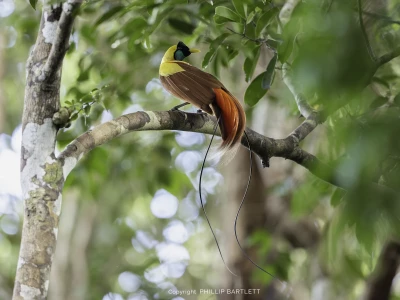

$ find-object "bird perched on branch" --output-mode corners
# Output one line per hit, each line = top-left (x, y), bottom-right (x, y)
(159, 41), (246, 151)
(158, 42), (275, 278)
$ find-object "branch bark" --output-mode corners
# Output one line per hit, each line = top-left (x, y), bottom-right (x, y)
(42, 0), (82, 82)
(279, 0), (301, 27)
(282, 64), (317, 119)
(58, 111), (351, 190)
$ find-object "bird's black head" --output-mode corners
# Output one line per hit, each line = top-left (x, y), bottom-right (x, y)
(174, 41), (191, 61)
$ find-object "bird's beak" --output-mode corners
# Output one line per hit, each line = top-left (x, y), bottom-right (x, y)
(190, 48), (201, 53)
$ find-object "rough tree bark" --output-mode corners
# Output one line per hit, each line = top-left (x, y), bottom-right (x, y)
(13, 1), (81, 299)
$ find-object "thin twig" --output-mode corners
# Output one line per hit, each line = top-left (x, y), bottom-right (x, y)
(357, 0), (377, 62)
(281, 64), (316, 118)
(43, 0), (82, 82)
(378, 47), (400, 66)
(362, 10), (400, 25)
(227, 28), (267, 45)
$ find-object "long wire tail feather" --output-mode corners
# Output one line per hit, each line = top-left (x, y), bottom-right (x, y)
(234, 131), (283, 282)
(199, 116), (238, 277)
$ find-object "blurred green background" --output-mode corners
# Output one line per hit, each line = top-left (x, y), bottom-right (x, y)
(1, 0), (400, 299)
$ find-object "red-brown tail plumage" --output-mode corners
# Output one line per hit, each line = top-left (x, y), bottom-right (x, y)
(212, 88), (246, 150)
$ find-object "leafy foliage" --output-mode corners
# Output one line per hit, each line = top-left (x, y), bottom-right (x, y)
(2, 0), (400, 299)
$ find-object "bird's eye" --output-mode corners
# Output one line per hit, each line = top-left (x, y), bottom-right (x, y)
(174, 50), (185, 61)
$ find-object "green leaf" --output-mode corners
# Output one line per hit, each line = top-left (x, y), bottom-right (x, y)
(262, 53), (277, 89)
(371, 77), (390, 90)
(227, 49), (239, 62)
(95, 6), (125, 27)
(29, 0), (38, 10)
(126, 19), (148, 49)
(393, 93), (400, 106)
(124, 18), (147, 35)
(77, 69), (90, 82)
(168, 18), (196, 35)
(244, 72), (268, 106)
(278, 34), (295, 63)
(84, 105), (91, 116)
(344, 254), (365, 279)
(369, 96), (387, 109)
(243, 46), (261, 82)
(147, 7), (174, 35)
(80, 94), (93, 104)
(246, 11), (256, 24)
(214, 15), (233, 25)
(70, 112), (79, 121)
(67, 42), (76, 55)
(202, 51), (215, 69)
(80, 25), (96, 43)
(202, 33), (230, 69)
(355, 222), (374, 254)
(255, 8), (279, 37)
(219, 45), (239, 67)
(331, 188), (346, 207)
(248, 229), (271, 254)
(214, 6), (242, 23)
(266, 39), (280, 49)
(232, 0), (246, 19)
(243, 22), (256, 40)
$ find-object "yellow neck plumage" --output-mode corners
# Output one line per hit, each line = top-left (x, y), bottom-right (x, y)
(159, 44), (200, 76)
(161, 45), (177, 64)
(160, 45), (186, 76)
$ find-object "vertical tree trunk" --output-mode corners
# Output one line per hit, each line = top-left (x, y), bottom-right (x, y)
(14, 8), (62, 299)
(13, 2), (81, 298)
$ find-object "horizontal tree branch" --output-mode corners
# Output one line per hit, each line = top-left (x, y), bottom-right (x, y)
(42, 0), (82, 82)
(58, 110), (350, 189)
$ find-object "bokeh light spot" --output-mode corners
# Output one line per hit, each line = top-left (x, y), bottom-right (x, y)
(175, 151), (202, 173)
(144, 265), (166, 283)
(150, 189), (178, 219)
(0, 0), (15, 18)
(118, 271), (141, 293)
(102, 293), (123, 300)
(162, 220), (188, 244)
(175, 132), (205, 147)
(156, 242), (189, 263)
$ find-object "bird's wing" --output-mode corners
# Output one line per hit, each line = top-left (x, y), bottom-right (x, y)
(160, 61), (225, 114)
